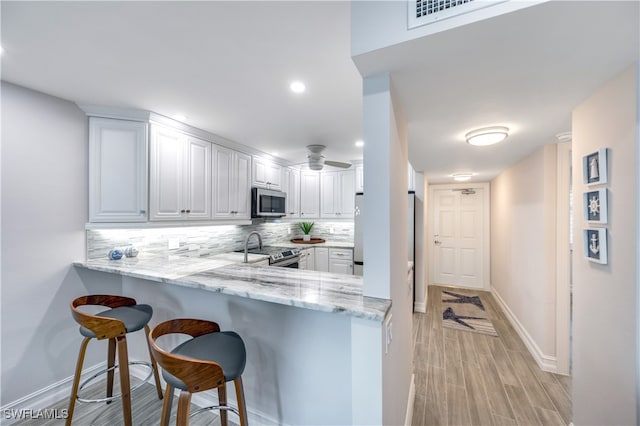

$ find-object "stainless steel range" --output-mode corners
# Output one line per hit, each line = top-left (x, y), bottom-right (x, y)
(237, 246), (301, 268)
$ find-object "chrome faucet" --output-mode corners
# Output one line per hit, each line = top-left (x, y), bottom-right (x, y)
(244, 231), (263, 263)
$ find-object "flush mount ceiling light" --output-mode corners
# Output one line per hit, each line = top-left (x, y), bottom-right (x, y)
(355, 140), (364, 147)
(465, 126), (509, 146)
(452, 173), (473, 182)
(290, 81), (306, 94)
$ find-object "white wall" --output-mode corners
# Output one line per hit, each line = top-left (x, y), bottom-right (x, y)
(362, 73), (413, 425)
(491, 144), (558, 365)
(414, 172), (428, 312)
(571, 64), (638, 425)
(0, 82), (109, 405)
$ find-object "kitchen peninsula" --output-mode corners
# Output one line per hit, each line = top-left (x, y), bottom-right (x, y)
(74, 249), (389, 425)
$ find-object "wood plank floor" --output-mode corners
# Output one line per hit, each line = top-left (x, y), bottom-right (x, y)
(412, 285), (572, 426)
(13, 374), (236, 426)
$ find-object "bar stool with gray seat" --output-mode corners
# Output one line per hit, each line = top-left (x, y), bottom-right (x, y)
(148, 318), (248, 426)
(66, 295), (163, 426)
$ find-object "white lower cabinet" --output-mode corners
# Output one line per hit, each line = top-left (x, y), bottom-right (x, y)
(329, 248), (354, 275)
(314, 248), (329, 272)
(299, 248), (315, 270)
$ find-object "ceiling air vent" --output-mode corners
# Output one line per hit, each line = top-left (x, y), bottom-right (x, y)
(408, 0), (507, 29)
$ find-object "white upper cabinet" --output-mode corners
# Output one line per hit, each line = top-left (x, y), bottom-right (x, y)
(89, 117), (148, 222)
(299, 171), (320, 218)
(212, 145), (251, 219)
(149, 124), (211, 221)
(355, 164), (364, 193)
(320, 170), (355, 218)
(252, 156), (282, 190)
(282, 167), (300, 218)
(408, 161), (415, 192)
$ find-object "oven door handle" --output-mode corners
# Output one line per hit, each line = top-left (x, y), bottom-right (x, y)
(272, 256), (300, 267)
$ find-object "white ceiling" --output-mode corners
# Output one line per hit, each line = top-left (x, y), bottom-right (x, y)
(2, 1), (639, 182)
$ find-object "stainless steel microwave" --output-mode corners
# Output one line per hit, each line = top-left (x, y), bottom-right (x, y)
(251, 188), (286, 217)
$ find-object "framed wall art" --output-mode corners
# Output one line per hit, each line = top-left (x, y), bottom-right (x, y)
(582, 148), (608, 186)
(583, 188), (608, 224)
(583, 228), (608, 264)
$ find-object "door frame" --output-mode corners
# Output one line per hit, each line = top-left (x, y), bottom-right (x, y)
(428, 182), (491, 291)
(556, 141), (572, 375)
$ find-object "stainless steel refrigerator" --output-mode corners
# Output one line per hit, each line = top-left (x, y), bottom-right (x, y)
(353, 192), (415, 278)
(354, 192), (364, 276)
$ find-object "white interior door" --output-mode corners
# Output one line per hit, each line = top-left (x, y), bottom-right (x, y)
(432, 187), (485, 289)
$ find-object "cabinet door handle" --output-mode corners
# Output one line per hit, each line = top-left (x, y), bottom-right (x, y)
(139, 210), (146, 214)
(186, 209), (191, 213)
(180, 209), (186, 213)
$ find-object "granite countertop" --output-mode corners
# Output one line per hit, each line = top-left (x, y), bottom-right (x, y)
(281, 241), (354, 249)
(74, 252), (390, 322)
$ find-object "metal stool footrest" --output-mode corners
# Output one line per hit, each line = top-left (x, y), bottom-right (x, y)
(76, 361), (154, 403)
(191, 405), (240, 418)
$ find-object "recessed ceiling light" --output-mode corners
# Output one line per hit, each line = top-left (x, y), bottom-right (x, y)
(290, 81), (306, 94)
(452, 173), (473, 181)
(355, 140), (364, 147)
(172, 114), (187, 122)
(465, 126), (509, 146)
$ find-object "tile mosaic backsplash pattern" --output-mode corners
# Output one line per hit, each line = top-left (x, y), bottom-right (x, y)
(87, 220), (354, 260)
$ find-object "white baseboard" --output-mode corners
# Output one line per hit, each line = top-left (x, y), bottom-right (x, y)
(414, 302), (426, 313)
(0, 362), (106, 425)
(404, 374), (416, 426)
(129, 363), (285, 426)
(491, 287), (558, 373)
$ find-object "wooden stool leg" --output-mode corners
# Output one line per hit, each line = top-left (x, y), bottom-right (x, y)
(177, 390), (192, 426)
(144, 325), (164, 400)
(66, 337), (91, 426)
(218, 383), (228, 426)
(234, 376), (249, 426)
(160, 384), (174, 426)
(116, 336), (132, 426)
(106, 338), (116, 404)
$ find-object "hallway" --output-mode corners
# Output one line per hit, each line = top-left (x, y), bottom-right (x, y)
(412, 286), (571, 425)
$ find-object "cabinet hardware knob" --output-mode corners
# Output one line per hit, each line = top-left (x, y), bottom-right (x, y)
(180, 209), (186, 213)
(140, 210), (146, 214)
(186, 209), (191, 213)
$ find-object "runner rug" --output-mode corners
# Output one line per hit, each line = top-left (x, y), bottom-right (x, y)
(441, 290), (498, 336)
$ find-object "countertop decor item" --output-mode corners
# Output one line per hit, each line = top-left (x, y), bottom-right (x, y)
(124, 246), (139, 258)
(290, 238), (326, 244)
(108, 249), (123, 260)
(298, 221), (314, 241)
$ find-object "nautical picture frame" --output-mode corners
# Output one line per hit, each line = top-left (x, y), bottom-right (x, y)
(583, 228), (608, 264)
(582, 148), (608, 186)
(583, 188), (608, 224)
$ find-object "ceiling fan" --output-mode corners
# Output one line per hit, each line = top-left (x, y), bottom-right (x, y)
(305, 145), (352, 171)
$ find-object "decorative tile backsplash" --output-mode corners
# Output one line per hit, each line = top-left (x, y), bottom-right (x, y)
(86, 220), (354, 260)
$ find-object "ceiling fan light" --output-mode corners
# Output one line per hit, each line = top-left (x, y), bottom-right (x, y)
(465, 126), (509, 146)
